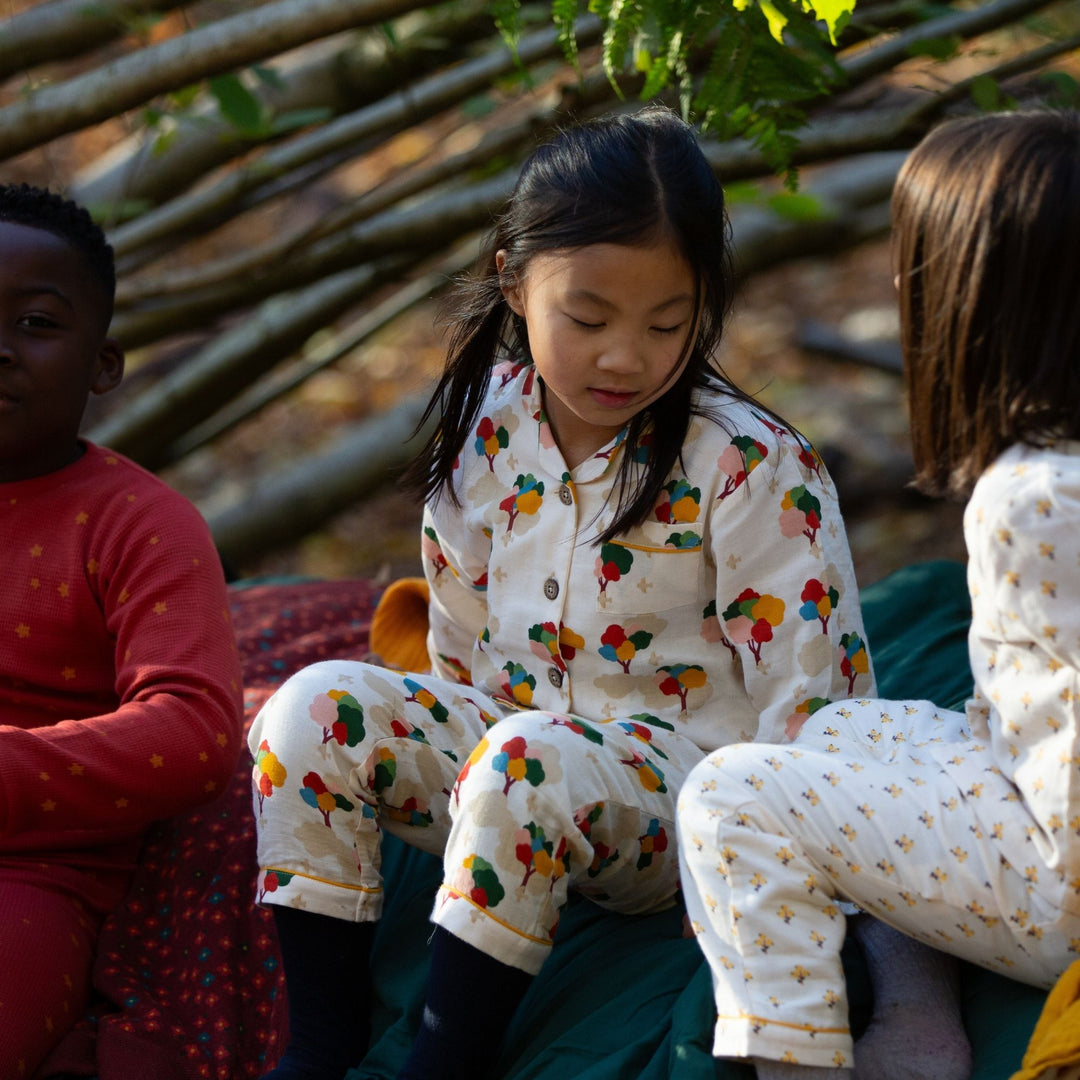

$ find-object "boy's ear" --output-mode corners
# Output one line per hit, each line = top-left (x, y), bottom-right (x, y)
(495, 249), (525, 316)
(91, 338), (125, 397)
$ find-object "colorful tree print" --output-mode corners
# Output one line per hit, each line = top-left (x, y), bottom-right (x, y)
(309, 689), (365, 747)
(384, 795), (434, 828)
(637, 819), (669, 870)
(549, 716), (605, 745)
(370, 745), (397, 795)
(420, 525), (448, 579)
(655, 477), (701, 524)
(779, 485), (822, 547)
(499, 473), (544, 532)
(796, 437), (824, 481)
(701, 599), (738, 659)
(559, 625), (585, 663)
(475, 415), (509, 469)
(437, 653), (472, 684)
(654, 663), (707, 712)
(452, 736), (488, 804)
(253, 738), (286, 812)
(614, 720), (669, 759)
(257, 867), (294, 904)
(717, 435), (768, 499)
(629, 710), (675, 732)
(454, 853), (505, 908)
(515, 822), (570, 889)
(785, 696), (830, 740)
(595, 542), (634, 595)
(491, 735), (545, 794)
(299, 771), (355, 827)
(619, 749), (668, 793)
(839, 632), (870, 694)
(722, 588), (786, 664)
(529, 621), (565, 672)
(498, 661), (535, 707)
(403, 677), (450, 724)
(664, 530), (701, 550)
(598, 623), (654, 673)
(800, 577), (839, 633)
(574, 804), (620, 878)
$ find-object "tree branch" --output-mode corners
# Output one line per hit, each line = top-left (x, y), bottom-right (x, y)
(0, 0), (186, 81)
(0, 0), (443, 162)
(105, 13), (603, 261)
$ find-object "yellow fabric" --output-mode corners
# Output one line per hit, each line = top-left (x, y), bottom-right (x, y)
(1012, 961), (1080, 1080)
(369, 576), (431, 674)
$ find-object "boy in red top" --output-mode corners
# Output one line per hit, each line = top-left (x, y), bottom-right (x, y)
(0, 184), (244, 1076)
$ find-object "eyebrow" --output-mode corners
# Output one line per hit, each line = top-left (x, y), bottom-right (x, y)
(14, 283), (75, 309)
(567, 289), (693, 314)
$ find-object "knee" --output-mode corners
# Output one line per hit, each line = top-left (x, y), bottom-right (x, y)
(677, 744), (776, 824)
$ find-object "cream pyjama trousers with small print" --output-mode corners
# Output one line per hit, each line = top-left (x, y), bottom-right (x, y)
(676, 697), (1080, 1069)
(248, 659), (705, 974)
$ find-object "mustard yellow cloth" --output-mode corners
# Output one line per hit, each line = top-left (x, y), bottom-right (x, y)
(1012, 961), (1080, 1080)
(369, 576), (431, 674)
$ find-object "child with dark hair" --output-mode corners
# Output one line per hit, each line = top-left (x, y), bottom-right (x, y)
(0, 183), (244, 1075)
(249, 105), (877, 1080)
(677, 109), (1080, 1080)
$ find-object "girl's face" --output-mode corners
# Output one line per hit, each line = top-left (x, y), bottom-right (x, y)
(498, 239), (696, 469)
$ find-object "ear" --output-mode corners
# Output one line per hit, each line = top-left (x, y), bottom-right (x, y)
(90, 338), (125, 397)
(496, 249), (525, 317)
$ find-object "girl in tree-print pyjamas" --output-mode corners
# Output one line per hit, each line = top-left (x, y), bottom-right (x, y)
(677, 110), (1080, 1080)
(248, 107), (879, 1080)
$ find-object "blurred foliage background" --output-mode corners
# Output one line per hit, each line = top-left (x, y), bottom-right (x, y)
(2, 0), (1077, 584)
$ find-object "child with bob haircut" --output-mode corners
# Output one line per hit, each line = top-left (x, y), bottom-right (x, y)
(677, 109), (1080, 1079)
(0, 184), (244, 1076)
(248, 105), (876, 1080)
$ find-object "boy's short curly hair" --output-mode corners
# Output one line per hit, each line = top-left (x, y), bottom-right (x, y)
(0, 183), (116, 321)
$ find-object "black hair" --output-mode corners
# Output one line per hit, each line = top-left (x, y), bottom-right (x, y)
(0, 183), (116, 324)
(402, 105), (787, 541)
(893, 110), (1080, 498)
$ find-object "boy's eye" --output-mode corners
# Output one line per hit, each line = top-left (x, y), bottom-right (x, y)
(19, 313), (60, 329)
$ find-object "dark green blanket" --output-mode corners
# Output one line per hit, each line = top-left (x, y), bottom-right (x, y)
(352, 560), (1047, 1079)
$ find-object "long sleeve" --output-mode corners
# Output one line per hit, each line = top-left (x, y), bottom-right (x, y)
(705, 418), (875, 745)
(0, 445), (244, 852)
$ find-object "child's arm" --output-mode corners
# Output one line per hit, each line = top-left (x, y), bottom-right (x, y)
(420, 504), (490, 685)
(0, 487), (243, 849)
(709, 427), (874, 743)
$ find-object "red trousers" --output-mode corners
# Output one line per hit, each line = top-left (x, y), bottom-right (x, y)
(0, 869), (103, 1078)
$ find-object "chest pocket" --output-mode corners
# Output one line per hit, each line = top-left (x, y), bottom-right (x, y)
(594, 522), (705, 614)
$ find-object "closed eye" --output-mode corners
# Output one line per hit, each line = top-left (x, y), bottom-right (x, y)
(568, 315), (604, 329)
(651, 323), (685, 335)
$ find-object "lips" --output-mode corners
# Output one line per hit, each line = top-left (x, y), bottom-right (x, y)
(589, 388), (636, 408)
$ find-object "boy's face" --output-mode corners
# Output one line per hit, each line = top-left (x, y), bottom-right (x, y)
(0, 220), (123, 483)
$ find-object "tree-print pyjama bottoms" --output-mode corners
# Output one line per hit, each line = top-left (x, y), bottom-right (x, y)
(249, 658), (705, 973)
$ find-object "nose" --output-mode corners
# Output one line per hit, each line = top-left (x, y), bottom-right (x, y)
(595, 335), (645, 375)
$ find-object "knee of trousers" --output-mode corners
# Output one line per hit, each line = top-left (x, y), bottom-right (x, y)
(450, 712), (602, 837)
(248, 659), (409, 814)
(677, 743), (794, 839)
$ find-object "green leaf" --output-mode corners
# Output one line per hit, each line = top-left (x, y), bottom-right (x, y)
(970, 74), (1000, 112)
(1039, 70), (1080, 108)
(268, 108), (334, 136)
(905, 34), (962, 60)
(767, 191), (829, 221)
(252, 65), (285, 91)
(208, 73), (264, 134)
